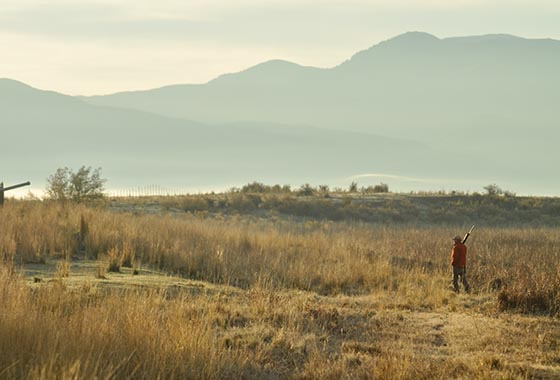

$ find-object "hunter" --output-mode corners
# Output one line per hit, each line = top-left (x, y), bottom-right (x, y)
(451, 235), (471, 293)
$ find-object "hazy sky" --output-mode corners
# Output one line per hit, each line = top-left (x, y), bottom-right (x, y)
(2, 0), (560, 95)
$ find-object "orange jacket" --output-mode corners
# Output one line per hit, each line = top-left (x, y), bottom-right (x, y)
(451, 242), (467, 267)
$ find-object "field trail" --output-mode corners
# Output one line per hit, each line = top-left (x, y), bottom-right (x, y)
(410, 309), (492, 358)
(393, 305), (560, 379)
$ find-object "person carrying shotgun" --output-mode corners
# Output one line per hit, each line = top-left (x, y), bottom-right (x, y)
(451, 226), (474, 293)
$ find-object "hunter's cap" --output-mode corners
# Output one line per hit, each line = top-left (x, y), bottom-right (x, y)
(452, 235), (462, 241)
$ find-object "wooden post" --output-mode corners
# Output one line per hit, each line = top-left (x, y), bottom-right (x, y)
(0, 181), (31, 206)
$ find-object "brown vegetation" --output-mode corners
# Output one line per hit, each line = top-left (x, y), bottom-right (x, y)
(1, 199), (560, 379)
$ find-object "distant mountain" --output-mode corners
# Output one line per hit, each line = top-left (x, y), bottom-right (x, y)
(84, 32), (560, 139)
(0, 79), (451, 191)
(79, 32), (560, 193)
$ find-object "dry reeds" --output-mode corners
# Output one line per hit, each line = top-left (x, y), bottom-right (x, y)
(0, 267), (252, 380)
(1, 201), (560, 307)
(2, 200), (560, 379)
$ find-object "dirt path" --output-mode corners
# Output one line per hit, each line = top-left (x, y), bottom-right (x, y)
(400, 308), (560, 379)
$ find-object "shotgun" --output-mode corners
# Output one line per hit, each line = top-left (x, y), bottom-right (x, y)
(462, 225), (475, 244)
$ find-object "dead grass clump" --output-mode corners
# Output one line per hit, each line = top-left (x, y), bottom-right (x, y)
(106, 246), (121, 272)
(341, 341), (382, 355)
(259, 328), (312, 375)
(55, 260), (71, 278)
(497, 267), (560, 315)
(119, 241), (136, 268)
(297, 351), (376, 380)
(96, 260), (107, 279)
(488, 277), (504, 291)
(497, 288), (559, 315)
(304, 304), (342, 333)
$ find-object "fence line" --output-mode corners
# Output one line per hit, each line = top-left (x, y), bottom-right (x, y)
(108, 185), (191, 198)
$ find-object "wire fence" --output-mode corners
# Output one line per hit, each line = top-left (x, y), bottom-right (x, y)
(107, 185), (192, 198)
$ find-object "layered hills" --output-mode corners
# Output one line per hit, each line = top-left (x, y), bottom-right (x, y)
(0, 78), (442, 191)
(3, 32), (559, 193)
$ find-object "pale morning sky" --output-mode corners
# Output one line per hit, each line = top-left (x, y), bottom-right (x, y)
(1, 0), (559, 95)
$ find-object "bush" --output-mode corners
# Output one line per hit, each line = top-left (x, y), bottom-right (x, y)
(298, 184), (315, 196)
(373, 183), (389, 193)
(46, 166), (106, 202)
(483, 184), (503, 196)
(241, 182), (268, 193)
(496, 267), (560, 315)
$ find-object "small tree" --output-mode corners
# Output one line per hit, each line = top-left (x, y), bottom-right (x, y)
(241, 182), (268, 193)
(46, 166), (106, 202)
(298, 183), (315, 196)
(483, 184), (503, 196)
(373, 183), (389, 193)
(46, 167), (72, 201)
(349, 181), (358, 193)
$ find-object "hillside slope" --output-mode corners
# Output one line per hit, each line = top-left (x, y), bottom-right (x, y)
(0, 79), (447, 190)
(84, 32), (560, 142)
(79, 32), (560, 193)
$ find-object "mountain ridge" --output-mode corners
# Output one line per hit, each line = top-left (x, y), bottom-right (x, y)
(77, 31), (560, 193)
(1, 78), (452, 192)
(81, 32), (558, 96)
(4, 31), (560, 194)
(81, 31), (560, 138)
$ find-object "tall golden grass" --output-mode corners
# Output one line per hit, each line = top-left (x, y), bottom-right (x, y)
(1, 200), (560, 379)
(0, 267), (254, 379)
(2, 201), (559, 302)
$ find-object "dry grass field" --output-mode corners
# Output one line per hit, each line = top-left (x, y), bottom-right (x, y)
(1, 200), (560, 379)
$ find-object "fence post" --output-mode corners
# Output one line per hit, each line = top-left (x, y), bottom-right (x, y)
(0, 181), (30, 206)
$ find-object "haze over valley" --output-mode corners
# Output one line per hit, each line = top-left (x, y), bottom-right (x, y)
(3, 32), (559, 195)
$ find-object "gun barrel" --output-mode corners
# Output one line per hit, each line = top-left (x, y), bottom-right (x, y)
(3, 181), (31, 191)
(462, 225), (475, 244)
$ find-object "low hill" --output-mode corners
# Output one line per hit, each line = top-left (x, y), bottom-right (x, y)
(0, 79), (447, 190)
(111, 186), (560, 227)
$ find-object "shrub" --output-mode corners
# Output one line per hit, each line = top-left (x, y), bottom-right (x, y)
(241, 182), (268, 193)
(496, 268), (560, 315)
(483, 184), (503, 196)
(106, 247), (121, 273)
(46, 166), (106, 202)
(373, 183), (389, 193)
(298, 184), (315, 196)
